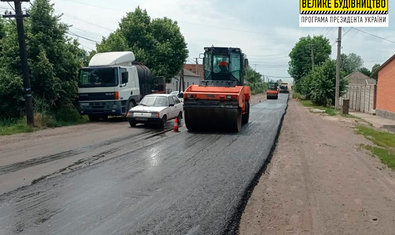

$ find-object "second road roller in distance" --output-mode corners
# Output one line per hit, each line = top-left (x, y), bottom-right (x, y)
(183, 47), (250, 132)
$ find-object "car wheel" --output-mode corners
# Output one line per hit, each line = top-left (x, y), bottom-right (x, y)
(129, 119), (136, 127)
(177, 112), (183, 120)
(160, 115), (167, 128)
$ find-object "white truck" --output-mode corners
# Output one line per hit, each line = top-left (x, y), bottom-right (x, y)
(78, 51), (155, 121)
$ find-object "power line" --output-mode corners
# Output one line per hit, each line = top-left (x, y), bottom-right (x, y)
(351, 27), (395, 44)
(261, 74), (292, 79)
(56, 10), (114, 32)
(6, 2), (14, 11)
(67, 31), (99, 43)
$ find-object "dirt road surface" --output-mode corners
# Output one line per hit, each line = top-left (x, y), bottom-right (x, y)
(240, 99), (395, 234)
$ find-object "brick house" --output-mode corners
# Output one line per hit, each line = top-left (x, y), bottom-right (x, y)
(376, 54), (395, 120)
(184, 64), (204, 79)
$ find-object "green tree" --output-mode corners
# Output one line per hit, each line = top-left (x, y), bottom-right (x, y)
(358, 67), (371, 77)
(244, 67), (267, 94)
(288, 35), (331, 91)
(341, 53), (363, 75)
(371, 63), (381, 80)
(0, 18), (6, 56)
(0, 0), (87, 118)
(304, 60), (348, 106)
(96, 7), (188, 80)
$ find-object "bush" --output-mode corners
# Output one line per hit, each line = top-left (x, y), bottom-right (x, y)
(299, 60), (347, 106)
(55, 106), (81, 123)
(292, 92), (302, 99)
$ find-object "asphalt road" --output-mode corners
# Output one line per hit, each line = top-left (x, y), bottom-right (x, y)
(0, 94), (288, 235)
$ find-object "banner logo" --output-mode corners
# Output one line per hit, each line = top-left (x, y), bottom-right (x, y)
(299, 0), (389, 27)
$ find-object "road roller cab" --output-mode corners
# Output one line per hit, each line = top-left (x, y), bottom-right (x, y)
(183, 47), (250, 132)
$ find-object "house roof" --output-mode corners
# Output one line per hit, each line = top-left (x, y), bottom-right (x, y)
(184, 64), (204, 79)
(377, 54), (395, 73)
(182, 68), (200, 77)
(345, 71), (376, 85)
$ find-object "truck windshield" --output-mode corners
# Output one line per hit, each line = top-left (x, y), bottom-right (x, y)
(79, 67), (119, 88)
(269, 83), (278, 90)
(140, 96), (169, 107)
(204, 52), (241, 82)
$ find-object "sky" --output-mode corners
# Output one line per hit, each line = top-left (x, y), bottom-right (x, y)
(1, 0), (395, 83)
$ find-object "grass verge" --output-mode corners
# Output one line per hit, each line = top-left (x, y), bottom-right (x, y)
(299, 99), (337, 116)
(0, 118), (35, 135)
(0, 109), (89, 136)
(357, 125), (395, 170)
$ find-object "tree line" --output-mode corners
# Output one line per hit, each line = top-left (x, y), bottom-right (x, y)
(0, 0), (188, 121)
(288, 35), (380, 106)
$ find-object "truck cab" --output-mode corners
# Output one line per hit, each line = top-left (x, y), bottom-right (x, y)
(280, 82), (289, 93)
(78, 52), (153, 121)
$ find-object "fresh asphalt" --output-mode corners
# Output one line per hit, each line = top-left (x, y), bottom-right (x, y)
(0, 94), (288, 235)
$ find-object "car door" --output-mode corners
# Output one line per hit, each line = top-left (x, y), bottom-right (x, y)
(168, 96), (176, 119)
(172, 96), (182, 116)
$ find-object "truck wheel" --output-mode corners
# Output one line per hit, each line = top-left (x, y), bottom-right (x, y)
(127, 101), (135, 113)
(88, 115), (99, 122)
(242, 102), (250, 124)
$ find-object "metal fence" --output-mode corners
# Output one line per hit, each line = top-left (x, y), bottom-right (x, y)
(340, 84), (376, 113)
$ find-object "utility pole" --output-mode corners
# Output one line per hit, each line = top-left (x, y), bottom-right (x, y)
(2, 0), (34, 126)
(335, 27), (342, 110)
(179, 65), (184, 92)
(194, 57), (199, 76)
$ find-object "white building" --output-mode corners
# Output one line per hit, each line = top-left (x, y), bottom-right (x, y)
(166, 69), (202, 93)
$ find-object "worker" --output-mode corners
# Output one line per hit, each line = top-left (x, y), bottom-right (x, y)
(218, 60), (229, 73)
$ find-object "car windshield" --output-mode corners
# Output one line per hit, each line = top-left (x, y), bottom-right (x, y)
(78, 67), (119, 88)
(140, 96), (169, 107)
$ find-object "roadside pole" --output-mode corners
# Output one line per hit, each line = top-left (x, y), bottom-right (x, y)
(335, 27), (342, 110)
(2, 0), (34, 126)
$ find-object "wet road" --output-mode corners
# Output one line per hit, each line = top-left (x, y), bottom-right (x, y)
(0, 94), (288, 235)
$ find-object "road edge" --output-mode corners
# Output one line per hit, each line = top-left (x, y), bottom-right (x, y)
(223, 96), (289, 235)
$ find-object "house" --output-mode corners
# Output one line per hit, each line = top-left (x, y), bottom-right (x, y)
(376, 54), (395, 120)
(341, 71), (377, 113)
(166, 68), (202, 93)
(184, 64), (204, 79)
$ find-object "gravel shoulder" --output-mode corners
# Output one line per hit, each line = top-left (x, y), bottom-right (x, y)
(240, 99), (395, 234)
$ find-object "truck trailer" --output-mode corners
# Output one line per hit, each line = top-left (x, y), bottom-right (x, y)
(78, 51), (155, 121)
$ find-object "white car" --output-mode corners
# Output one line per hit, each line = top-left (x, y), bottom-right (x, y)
(170, 91), (184, 103)
(127, 94), (183, 128)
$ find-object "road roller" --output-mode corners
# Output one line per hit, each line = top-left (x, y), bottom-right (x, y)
(183, 47), (250, 132)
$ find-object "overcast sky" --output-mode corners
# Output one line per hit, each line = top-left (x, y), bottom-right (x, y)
(2, 0), (395, 82)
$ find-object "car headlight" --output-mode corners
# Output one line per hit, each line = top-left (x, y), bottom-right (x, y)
(151, 112), (160, 118)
